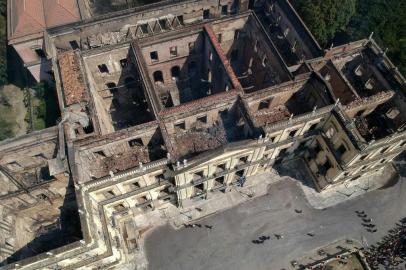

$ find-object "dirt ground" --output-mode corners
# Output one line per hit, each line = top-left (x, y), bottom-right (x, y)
(0, 84), (27, 137)
(323, 254), (366, 270)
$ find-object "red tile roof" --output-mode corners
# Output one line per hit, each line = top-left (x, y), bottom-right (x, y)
(10, 0), (81, 39)
(58, 51), (87, 106)
(203, 25), (243, 92)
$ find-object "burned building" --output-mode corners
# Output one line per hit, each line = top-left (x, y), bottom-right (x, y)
(1, 0), (406, 269)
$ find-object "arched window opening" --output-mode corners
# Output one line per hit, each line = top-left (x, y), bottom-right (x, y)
(171, 66), (180, 80)
(153, 71), (164, 84)
(106, 82), (117, 94)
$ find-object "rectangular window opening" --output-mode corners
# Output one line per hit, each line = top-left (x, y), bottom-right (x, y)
(140, 24), (149, 34)
(155, 173), (165, 182)
(120, 59), (128, 68)
(150, 51), (159, 62)
(69, 40), (79, 50)
(197, 115), (207, 124)
(195, 183), (204, 192)
(170, 46), (178, 57)
(221, 5), (228, 15)
(128, 138), (143, 147)
(138, 195), (148, 203)
(336, 144), (347, 157)
(193, 171), (204, 181)
(35, 49), (46, 58)
(234, 30), (240, 40)
(95, 150), (106, 157)
(215, 176), (225, 186)
(203, 9), (210, 19)
(258, 100), (271, 110)
(114, 203), (126, 211)
(177, 15), (184, 25)
(98, 64), (109, 73)
(288, 130), (297, 138)
(308, 123), (317, 131)
(132, 181), (141, 189)
(277, 148), (287, 158)
(188, 42), (196, 53)
(174, 121), (186, 130)
(217, 33), (222, 43)
(320, 159), (332, 175)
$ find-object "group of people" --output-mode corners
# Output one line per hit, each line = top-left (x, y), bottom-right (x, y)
(183, 223), (213, 229)
(364, 219), (406, 269)
(356, 210), (378, 233)
(252, 235), (272, 244)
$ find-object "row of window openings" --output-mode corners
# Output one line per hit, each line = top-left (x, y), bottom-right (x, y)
(138, 15), (184, 34)
(149, 33), (241, 64)
(202, 5), (228, 20)
(150, 42), (195, 62)
(271, 124), (318, 144)
(105, 77), (136, 93)
(357, 143), (403, 161)
(151, 47), (215, 64)
(152, 65), (188, 83)
(174, 114), (211, 130)
(265, 125), (317, 152)
(113, 195), (152, 212)
(359, 159), (388, 172)
(103, 175), (165, 197)
(152, 59), (205, 83)
(191, 157), (248, 181)
(317, 151), (387, 176)
(195, 170), (244, 191)
(98, 59), (128, 73)
(153, 63), (224, 85)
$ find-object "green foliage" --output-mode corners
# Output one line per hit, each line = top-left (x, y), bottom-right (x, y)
(0, 118), (13, 140)
(347, 0), (406, 75)
(32, 82), (60, 128)
(0, 92), (10, 107)
(293, 0), (356, 45)
(0, 0), (7, 86)
(0, 0), (6, 15)
(400, 39), (406, 75)
(293, 0), (406, 75)
(33, 82), (46, 99)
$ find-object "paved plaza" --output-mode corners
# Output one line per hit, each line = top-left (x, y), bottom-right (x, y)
(144, 165), (406, 270)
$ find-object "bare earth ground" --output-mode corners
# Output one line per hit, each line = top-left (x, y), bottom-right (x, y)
(323, 254), (364, 270)
(0, 84), (27, 136)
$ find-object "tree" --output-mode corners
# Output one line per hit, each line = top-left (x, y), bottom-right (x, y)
(0, 0), (7, 86)
(0, 118), (13, 141)
(293, 0), (356, 46)
(400, 39), (406, 75)
(347, 0), (406, 75)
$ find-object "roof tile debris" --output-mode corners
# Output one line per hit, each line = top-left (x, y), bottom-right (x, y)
(58, 51), (87, 106)
(90, 146), (151, 178)
(168, 121), (228, 160)
(253, 105), (291, 126)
